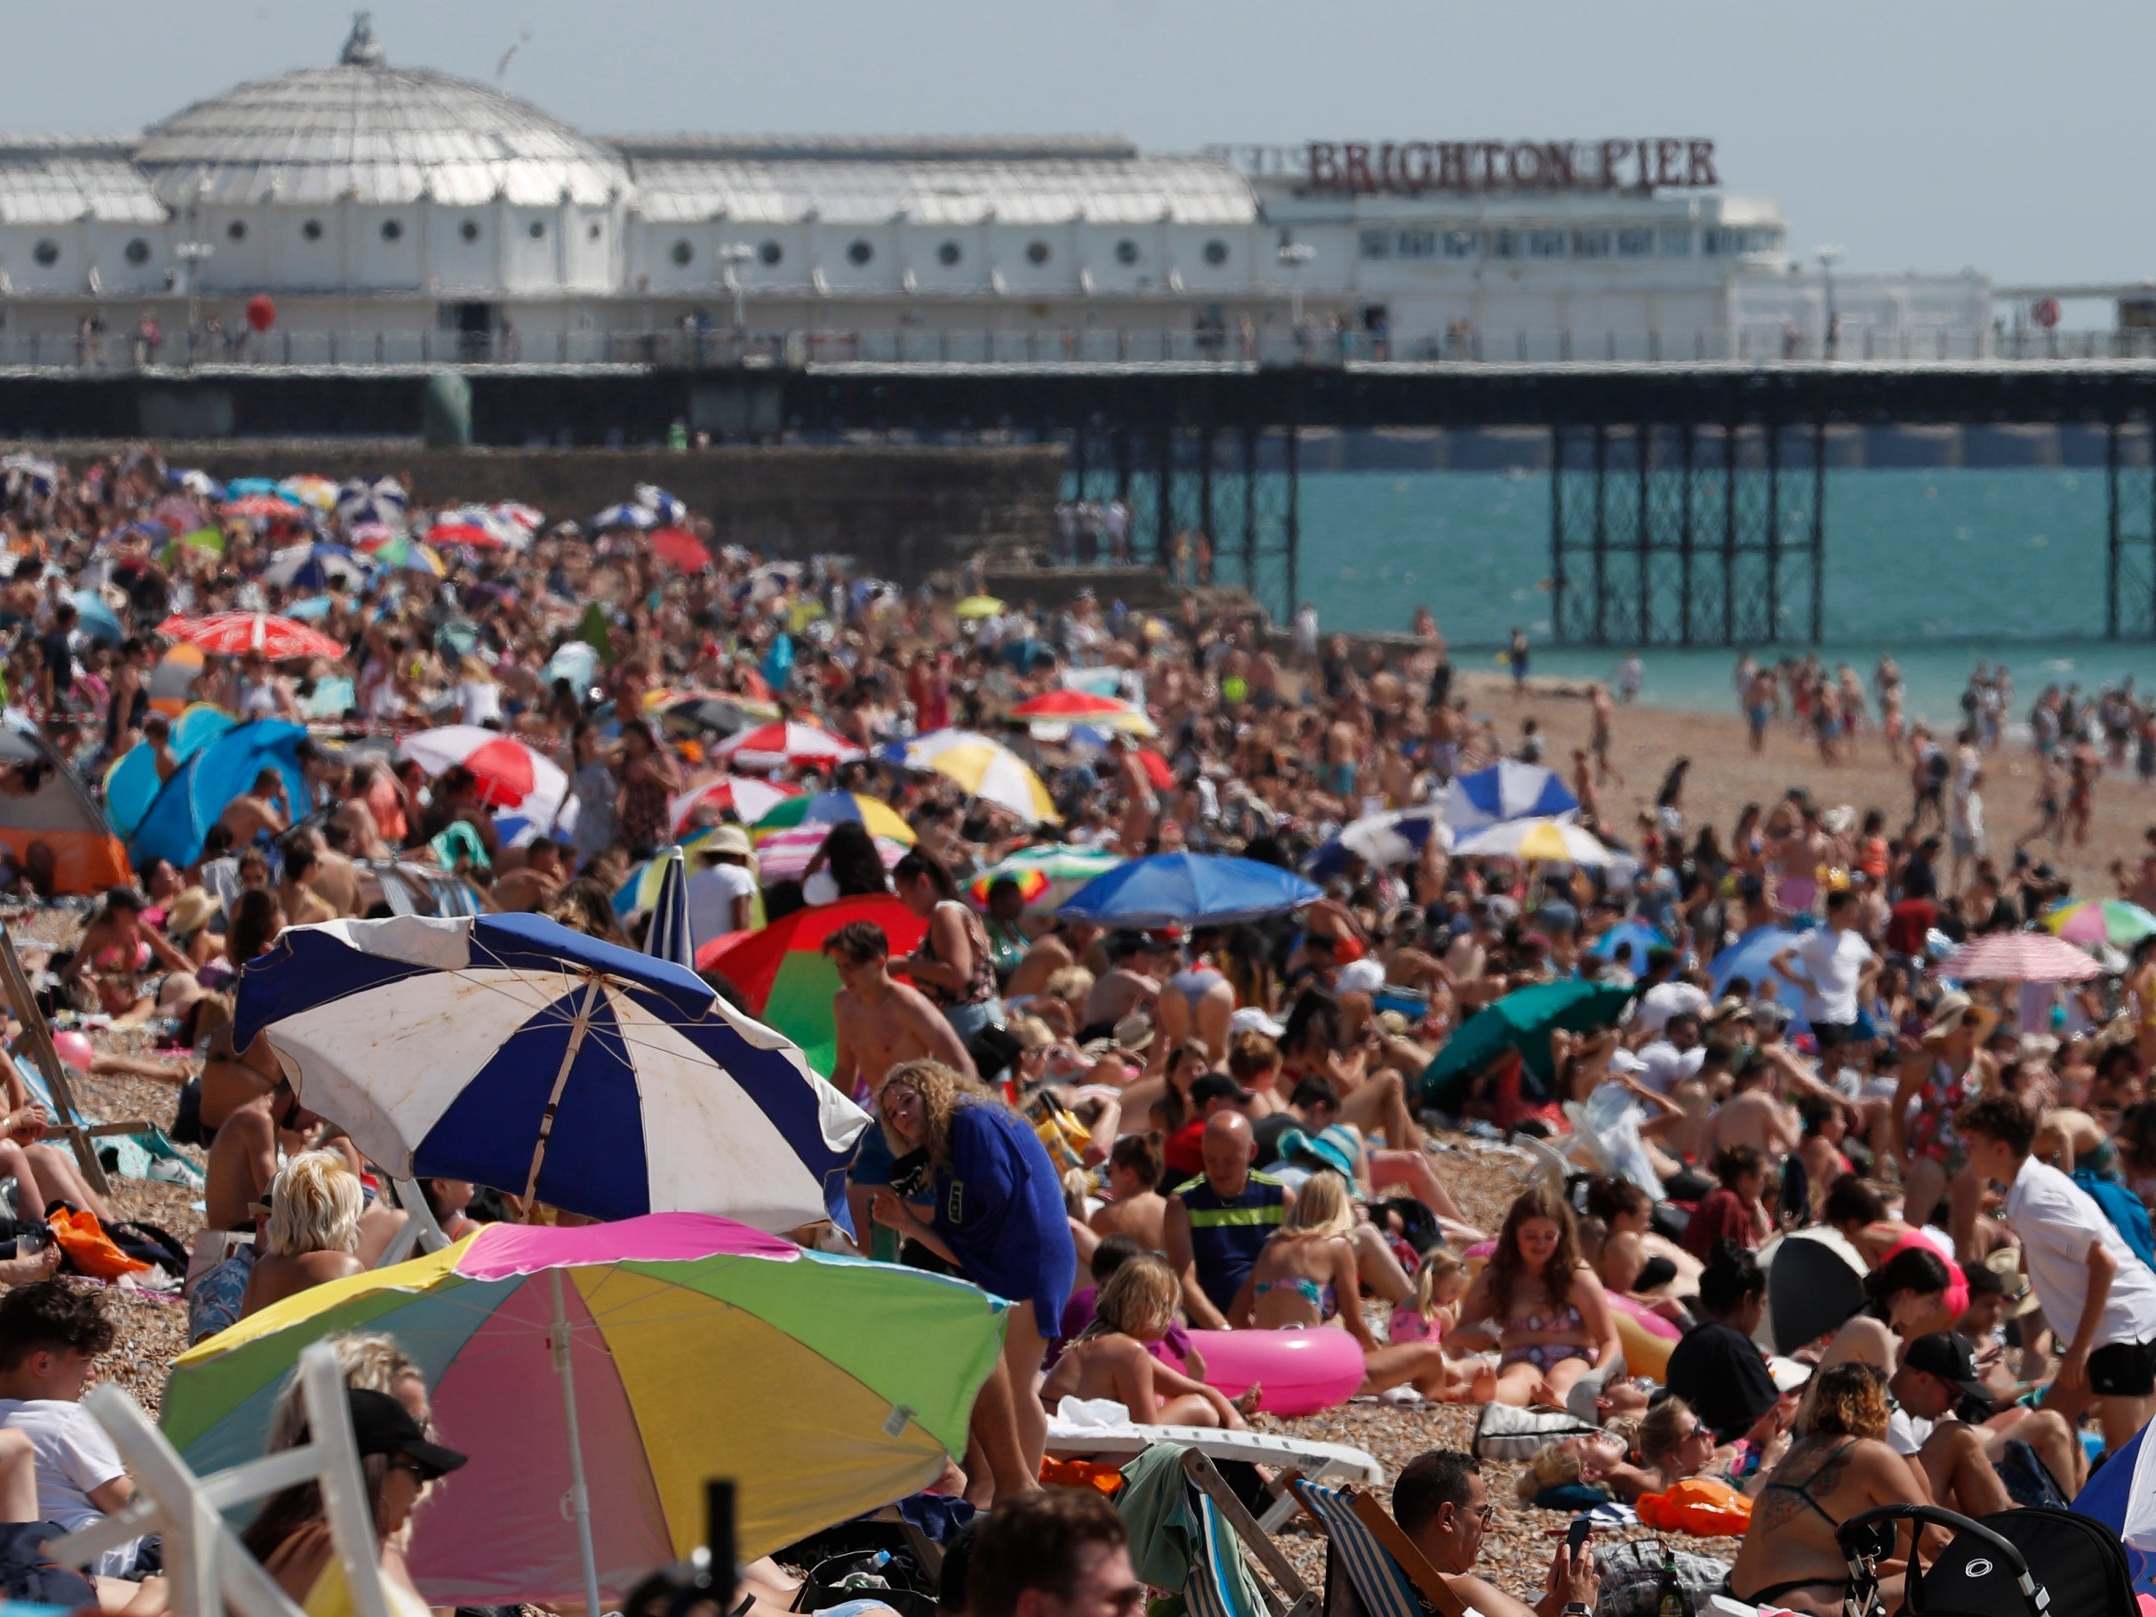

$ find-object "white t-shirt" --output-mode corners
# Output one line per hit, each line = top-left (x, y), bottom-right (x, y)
(2005, 1155), (2156, 1350)
(1885, 1401), (1937, 1457)
(0, 1398), (139, 1575)
(1794, 926), (1871, 1025)
(684, 863), (758, 947)
(1634, 981), (1709, 1035)
(1638, 1039), (1707, 1095)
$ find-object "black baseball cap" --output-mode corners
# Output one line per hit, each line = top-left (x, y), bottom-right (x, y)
(1902, 1333), (1987, 1403)
(344, 1388), (468, 1482)
(1189, 1073), (1252, 1110)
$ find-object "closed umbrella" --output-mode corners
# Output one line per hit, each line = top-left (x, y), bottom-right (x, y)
(1441, 761), (1580, 833)
(162, 1215), (1007, 1614)
(233, 912), (870, 1229)
(1765, 1226), (1870, 1355)
(1943, 932), (2102, 983)
(642, 846), (694, 967)
(1059, 851), (1321, 927)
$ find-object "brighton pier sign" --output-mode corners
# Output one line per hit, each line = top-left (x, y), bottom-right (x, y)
(1300, 138), (1718, 195)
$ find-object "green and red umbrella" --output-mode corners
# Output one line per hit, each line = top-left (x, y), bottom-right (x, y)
(698, 897), (927, 1077)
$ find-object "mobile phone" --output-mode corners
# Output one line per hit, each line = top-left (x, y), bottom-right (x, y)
(1566, 1518), (1592, 1557)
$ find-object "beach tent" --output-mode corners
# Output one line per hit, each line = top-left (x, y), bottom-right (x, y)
(129, 719), (312, 869)
(103, 704), (235, 841)
(0, 712), (130, 894)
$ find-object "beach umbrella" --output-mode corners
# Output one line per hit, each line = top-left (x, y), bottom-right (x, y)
(165, 469), (220, 501)
(593, 501), (658, 532)
(1764, 1227), (1869, 1355)
(1708, 924), (1813, 1028)
(493, 501), (544, 535)
(427, 518), (508, 551)
(1441, 761), (1580, 833)
(150, 493), (213, 532)
(1308, 805), (1451, 880)
(890, 730), (1059, 824)
(2072, 1422), (2156, 1593)
(159, 611), (346, 661)
(613, 827), (722, 918)
(277, 474), (340, 511)
(67, 589), (123, 646)
(234, 913), (870, 1229)
(1418, 979), (1636, 1109)
(670, 773), (797, 836)
(642, 846), (694, 968)
(336, 475), (409, 528)
(751, 790), (916, 846)
(653, 690), (772, 738)
(712, 720), (864, 772)
(220, 493), (307, 522)
(2044, 898), (2156, 949)
(398, 725), (567, 823)
(753, 825), (911, 885)
(1591, 918), (1671, 963)
(371, 534), (448, 577)
(968, 843), (1123, 912)
(1013, 689), (1157, 736)
(146, 644), (206, 716)
(545, 640), (602, 691)
(1452, 816), (1614, 866)
(1059, 851), (1322, 927)
(1943, 931), (2103, 983)
(161, 1215), (1005, 1613)
(998, 637), (1056, 672)
(633, 483), (688, 524)
(699, 897), (928, 1075)
(954, 594), (1005, 621)
(262, 541), (367, 592)
(647, 526), (713, 571)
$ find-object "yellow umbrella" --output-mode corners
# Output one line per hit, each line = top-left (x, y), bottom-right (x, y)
(954, 595), (1005, 621)
(895, 730), (1060, 825)
(750, 791), (917, 846)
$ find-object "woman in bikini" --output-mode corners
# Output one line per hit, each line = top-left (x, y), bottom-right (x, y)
(892, 849), (1007, 1045)
(1729, 1363), (1931, 1617)
(1456, 1182), (1621, 1409)
(1232, 1170), (1481, 1402)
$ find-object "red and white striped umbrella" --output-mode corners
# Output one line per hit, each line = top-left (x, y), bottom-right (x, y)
(669, 774), (799, 836)
(158, 611), (346, 661)
(711, 721), (864, 773)
(1942, 931), (2103, 983)
(397, 725), (568, 822)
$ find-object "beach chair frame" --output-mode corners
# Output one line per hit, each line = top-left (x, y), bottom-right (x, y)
(1182, 1450), (1319, 1617)
(49, 1341), (393, 1617)
(1287, 1478), (1470, 1617)
(0, 923), (126, 1197)
(371, 1176), (454, 1267)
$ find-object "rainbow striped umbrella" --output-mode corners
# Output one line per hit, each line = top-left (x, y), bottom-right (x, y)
(161, 1215), (1007, 1613)
(968, 843), (1123, 912)
(699, 896), (927, 1075)
(370, 534), (448, 577)
(750, 791), (915, 847)
(2043, 898), (2156, 948)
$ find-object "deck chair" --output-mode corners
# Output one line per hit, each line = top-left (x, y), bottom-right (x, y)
(370, 1177), (454, 1268)
(1287, 1479), (1468, 1617)
(49, 1341), (393, 1617)
(1047, 1417), (1383, 1530)
(1182, 1451), (1319, 1617)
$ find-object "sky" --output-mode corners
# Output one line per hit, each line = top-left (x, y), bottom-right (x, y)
(17, 1), (2149, 292)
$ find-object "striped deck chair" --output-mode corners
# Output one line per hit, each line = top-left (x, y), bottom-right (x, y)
(1182, 1450), (1318, 1617)
(1287, 1480), (1468, 1617)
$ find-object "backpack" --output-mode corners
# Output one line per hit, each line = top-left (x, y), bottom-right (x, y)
(1589, 1539), (1730, 1617)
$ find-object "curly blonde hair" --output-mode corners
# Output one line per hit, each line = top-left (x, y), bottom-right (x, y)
(881, 1058), (996, 1166)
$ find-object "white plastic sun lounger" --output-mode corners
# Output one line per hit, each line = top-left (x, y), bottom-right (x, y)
(1045, 1417), (1383, 1530)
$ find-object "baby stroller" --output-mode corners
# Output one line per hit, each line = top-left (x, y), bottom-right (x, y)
(1833, 1502), (2134, 1617)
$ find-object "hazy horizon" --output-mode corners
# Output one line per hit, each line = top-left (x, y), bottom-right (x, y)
(16, 1), (2148, 296)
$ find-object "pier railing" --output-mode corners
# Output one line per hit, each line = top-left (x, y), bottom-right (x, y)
(12, 324), (2156, 370)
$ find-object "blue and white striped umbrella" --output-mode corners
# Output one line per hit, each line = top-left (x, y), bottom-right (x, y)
(263, 541), (368, 592)
(1440, 761), (1580, 834)
(643, 846), (694, 968)
(336, 476), (409, 532)
(233, 912), (871, 1231)
(592, 502), (658, 532)
(1308, 805), (1452, 881)
(633, 483), (688, 525)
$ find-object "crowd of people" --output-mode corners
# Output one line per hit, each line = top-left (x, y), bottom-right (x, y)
(0, 444), (2152, 1615)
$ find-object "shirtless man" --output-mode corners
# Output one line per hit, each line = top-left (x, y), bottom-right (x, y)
(217, 769), (289, 848)
(487, 839), (568, 914)
(1081, 932), (1165, 1040)
(1003, 918), (1099, 1004)
(275, 843), (336, 929)
(1710, 1048), (1801, 1160)
(1088, 1134), (1168, 1250)
(202, 1077), (344, 1234)
(825, 920), (977, 1253)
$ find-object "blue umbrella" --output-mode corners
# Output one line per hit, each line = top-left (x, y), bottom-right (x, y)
(1441, 761), (1579, 834)
(232, 912), (871, 1230)
(263, 541), (367, 592)
(68, 589), (123, 646)
(592, 502), (657, 532)
(633, 483), (688, 525)
(1059, 852), (1321, 927)
(1591, 919), (1670, 963)
(224, 477), (302, 504)
(643, 846), (695, 968)
(2070, 1424), (2156, 1594)
(1708, 925), (1813, 1029)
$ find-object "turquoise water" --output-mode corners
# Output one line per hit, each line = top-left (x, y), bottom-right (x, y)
(1289, 468), (2156, 727)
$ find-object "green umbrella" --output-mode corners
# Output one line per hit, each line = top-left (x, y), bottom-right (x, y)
(1418, 979), (1635, 1112)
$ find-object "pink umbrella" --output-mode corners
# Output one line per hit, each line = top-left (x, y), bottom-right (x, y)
(711, 720), (864, 772)
(1942, 931), (2102, 983)
(398, 725), (568, 821)
(668, 774), (797, 836)
(754, 825), (910, 882)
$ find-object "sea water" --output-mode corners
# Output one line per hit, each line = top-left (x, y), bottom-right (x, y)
(1281, 468), (2156, 730)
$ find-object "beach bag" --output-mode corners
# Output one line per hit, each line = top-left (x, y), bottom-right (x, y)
(1636, 1478), (1752, 1537)
(1589, 1540), (1729, 1617)
(1024, 1094), (1092, 1172)
(1471, 1403), (1599, 1460)
(46, 1207), (148, 1280)
(0, 1523), (96, 1608)
(104, 1218), (188, 1275)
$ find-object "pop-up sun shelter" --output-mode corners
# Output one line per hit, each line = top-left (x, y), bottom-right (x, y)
(0, 711), (129, 894)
